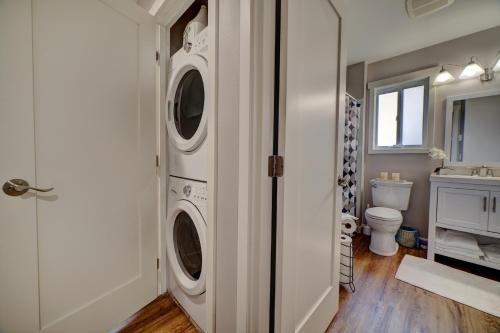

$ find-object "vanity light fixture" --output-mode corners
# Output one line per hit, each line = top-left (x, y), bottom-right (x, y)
(459, 57), (484, 80)
(433, 66), (455, 85)
(493, 57), (500, 72)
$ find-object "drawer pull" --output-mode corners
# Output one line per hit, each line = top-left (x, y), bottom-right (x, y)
(483, 197), (487, 212)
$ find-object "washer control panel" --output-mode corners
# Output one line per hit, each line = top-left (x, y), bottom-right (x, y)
(169, 177), (207, 205)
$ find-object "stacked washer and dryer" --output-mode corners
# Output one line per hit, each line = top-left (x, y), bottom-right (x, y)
(166, 7), (209, 331)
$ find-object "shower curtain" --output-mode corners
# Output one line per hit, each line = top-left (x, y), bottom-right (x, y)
(343, 95), (361, 215)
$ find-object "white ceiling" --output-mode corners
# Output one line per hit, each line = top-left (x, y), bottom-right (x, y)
(346, 0), (500, 65)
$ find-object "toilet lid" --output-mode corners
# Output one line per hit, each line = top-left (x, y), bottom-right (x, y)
(366, 207), (402, 221)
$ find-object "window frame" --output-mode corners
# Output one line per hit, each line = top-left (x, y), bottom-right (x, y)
(368, 67), (437, 154)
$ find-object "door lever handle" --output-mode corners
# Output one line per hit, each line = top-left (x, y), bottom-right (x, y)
(337, 176), (348, 188)
(3, 179), (54, 196)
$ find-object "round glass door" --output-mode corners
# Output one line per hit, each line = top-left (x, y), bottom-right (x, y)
(166, 200), (206, 295)
(166, 55), (208, 152)
(173, 70), (205, 141)
(173, 211), (202, 280)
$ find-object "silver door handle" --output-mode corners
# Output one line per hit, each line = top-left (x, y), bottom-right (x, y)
(493, 197), (497, 213)
(483, 196), (487, 212)
(2, 179), (54, 196)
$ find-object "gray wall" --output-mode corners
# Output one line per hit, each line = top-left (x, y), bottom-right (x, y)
(346, 62), (365, 100)
(363, 26), (500, 237)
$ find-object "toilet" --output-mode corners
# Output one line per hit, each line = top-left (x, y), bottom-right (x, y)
(365, 179), (413, 256)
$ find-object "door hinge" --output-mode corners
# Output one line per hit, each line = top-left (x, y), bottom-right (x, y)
(268, 155), (284, 177)
(155, 50), (160, 64)
(157, 258), (159, 270)
(156, 155), (159, 167)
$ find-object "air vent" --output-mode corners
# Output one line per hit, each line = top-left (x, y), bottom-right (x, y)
(406, 0), (455, 18)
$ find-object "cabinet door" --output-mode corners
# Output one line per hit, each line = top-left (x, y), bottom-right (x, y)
(488, 192), (500, 233)
(437, 187), (489, 231)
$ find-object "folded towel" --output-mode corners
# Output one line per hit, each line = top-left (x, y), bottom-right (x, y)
(436, 229), (484, 256)
(484, 256), (500, 265)
(480, 244), (500, 264)
(435, 245), (482, 260)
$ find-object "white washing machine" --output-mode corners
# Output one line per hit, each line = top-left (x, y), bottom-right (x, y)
(167, 27), (209, 182)
(167, 176), (207, 331)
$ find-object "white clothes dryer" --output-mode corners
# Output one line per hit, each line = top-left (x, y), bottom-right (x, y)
(167, 27), (208, 182)
(167, 176), (207, 331)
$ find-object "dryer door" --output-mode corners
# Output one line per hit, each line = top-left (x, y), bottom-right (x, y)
(166, 55), (208, 152)
(166, 199), (206, 295)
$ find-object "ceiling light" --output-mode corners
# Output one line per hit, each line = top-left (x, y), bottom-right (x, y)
(459, 58), (484, 79)
(433, 66), (455, 85)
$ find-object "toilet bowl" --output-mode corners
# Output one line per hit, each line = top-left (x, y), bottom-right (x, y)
(366, 179), (413, 256)
(365, 207), (403, 256)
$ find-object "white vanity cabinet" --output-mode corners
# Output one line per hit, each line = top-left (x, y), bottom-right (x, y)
(489, 192), (500, 233)
(428, 175), (500, 270)
(437, 187), (489, 231)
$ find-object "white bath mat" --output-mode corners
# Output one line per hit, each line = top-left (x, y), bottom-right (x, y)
(396, 255), (500, 317)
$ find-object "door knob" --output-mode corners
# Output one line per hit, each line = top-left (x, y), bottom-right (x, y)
(2, 179), (54, 196)
(337, 176), (348, 188)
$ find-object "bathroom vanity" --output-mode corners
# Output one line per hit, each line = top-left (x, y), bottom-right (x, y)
(427, 90), (500, 270)
(428, 175), (500, 269)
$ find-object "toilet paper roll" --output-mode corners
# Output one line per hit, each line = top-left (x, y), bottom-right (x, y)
(340, 235), (352, 284)
(341, 220), (357, 234)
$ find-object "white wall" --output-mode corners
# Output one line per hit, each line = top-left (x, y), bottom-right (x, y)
(462, 95), (500, 163)
(215, 0), (240, 331)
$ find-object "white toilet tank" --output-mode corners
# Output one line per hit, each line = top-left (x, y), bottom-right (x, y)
(370, 179), (413, 211)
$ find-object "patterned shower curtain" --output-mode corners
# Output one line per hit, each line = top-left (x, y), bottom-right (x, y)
(343, 95), (361, 215)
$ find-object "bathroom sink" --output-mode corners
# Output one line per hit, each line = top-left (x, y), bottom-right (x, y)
(430, 174), (500, 185)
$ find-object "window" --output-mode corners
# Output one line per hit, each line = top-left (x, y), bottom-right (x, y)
(370, 77), (431, 153)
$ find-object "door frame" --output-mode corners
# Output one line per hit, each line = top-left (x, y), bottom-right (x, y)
(234, 0), (277, 331)
(227, 0), (346, 330)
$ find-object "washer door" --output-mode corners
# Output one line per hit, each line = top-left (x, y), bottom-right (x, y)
(166, 200), (206, 295)
(166, 55), (208, 152)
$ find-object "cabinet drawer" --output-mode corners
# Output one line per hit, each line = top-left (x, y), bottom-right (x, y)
(437, 187), (489, 231)
(488, 192), (500, 233)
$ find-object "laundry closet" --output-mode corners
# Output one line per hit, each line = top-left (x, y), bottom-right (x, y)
(162, 1), (210, 331)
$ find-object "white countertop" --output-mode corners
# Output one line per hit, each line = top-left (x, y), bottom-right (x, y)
(430, 173), (500, 186)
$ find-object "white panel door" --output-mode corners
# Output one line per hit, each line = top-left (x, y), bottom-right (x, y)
(0, 1), (158, 332)
(437, 187), (489, 231)
(277, 0), (345, 332)
(488, 192), (500, 233)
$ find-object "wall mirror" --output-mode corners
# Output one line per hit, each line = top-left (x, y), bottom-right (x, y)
(445, 90), (500, 166)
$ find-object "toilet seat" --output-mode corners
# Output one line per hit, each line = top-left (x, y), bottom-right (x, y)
(365, 207), (402, 221)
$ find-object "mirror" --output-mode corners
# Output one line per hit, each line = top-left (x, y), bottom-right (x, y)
(448, 92), (500, 164)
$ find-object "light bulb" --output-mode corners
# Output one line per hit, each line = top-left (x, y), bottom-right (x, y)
(459, 59), (484, 79)
(433, 67), (454, 85)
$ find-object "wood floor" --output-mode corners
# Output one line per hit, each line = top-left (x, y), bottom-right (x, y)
(113, 234), (500, 333)
(111, 294), (197, 333)
(327, 235), (500, 333)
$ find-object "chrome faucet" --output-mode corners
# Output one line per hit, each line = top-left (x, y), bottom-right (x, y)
(471, 165), (495, 177)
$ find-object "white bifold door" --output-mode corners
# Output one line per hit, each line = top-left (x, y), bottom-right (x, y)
(0, 1), (158, 332)
(276, 0), (346, 332)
